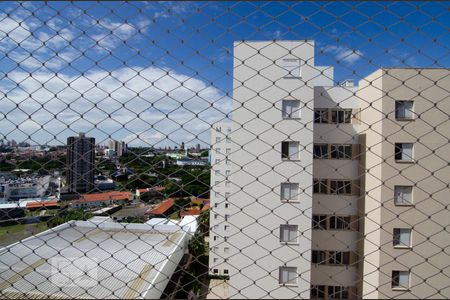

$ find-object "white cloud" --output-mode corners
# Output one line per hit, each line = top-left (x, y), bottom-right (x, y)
(0, 66), (232, 147)
(323, 45), (363, 65)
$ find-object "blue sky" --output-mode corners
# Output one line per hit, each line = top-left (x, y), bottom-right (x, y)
(0, 1), (449, 147)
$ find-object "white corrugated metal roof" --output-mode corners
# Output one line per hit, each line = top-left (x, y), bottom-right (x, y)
(0, 220), (188, 299)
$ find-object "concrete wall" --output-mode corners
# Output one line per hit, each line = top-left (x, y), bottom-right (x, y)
(359, 69), (450, 298)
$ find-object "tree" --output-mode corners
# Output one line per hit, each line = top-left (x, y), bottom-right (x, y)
(188, 231), (206, 258)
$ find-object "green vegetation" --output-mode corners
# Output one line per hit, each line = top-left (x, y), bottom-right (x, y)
(15, 156), (66, 173)
(0, 222), (48, 246)
(46, 209), (93, 228)
(118, 152), (210, 198)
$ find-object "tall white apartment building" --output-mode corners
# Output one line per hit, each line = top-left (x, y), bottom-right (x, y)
(208, 40), (450, 299)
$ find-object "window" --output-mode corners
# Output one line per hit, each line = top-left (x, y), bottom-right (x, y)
(224, 269), (229, 275)
(280, 182), (299, 201)
(282, 100), (301, 119)
(313, 179), (328, 194)
(279, 267), (297, 285)
(224, 247), (230, 254)
(312, 250), (327, 264)
(213, 269), (219, 274)
(215, 170), (220, 176)
(329, 216), (351, 230)
(395, 101), (414, 120)
(224, 225), (229, 231)
(213, 258), (218, 263)
(314, 109), (328, 123)
(226, 137), (231, 143)
(394, 186), (413, 205)
(216, 148), (221, 153)
(225, 192), (230, 199)
(214, 192), (219, 197)
(330, 180), (352, 195)
(214, 214), (219, 220)
(328, 286), (349, 299)
(314, 144), (328, 159)
(215, 159), (220, 164)
(331, 109), (352, 124)
(213, 225), (218, 231)
(225, 170), (231, 176)
(214, 203), (218, 208)
(225, 214), (229, 221)
(311, 285), (326, 299)
(330, 145), (352, 159)
(225, 181), (230, 187)
(215, 137), (221, 143)
(213, 236), (218, 241)
(313, 215), (327, 230)
(280, 225), (298, 243)
(227, 128), (232, 133)
(225, 202), (229, 208)
(225, 159), (230, 165)
(226, 148), (231, 154)
(212, 246), (219, 252)
(281, 58), (301, 78)
(395, 143), (413, 161)
(392, 271), (410, 289)
(282, 141), (300, 160)
(328, 251), (350, 265)
(215, 181), (220, 186)
(393, 228), (412, 248)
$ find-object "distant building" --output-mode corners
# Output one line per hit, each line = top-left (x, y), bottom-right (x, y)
(196, 143), (201, 152)
(69, 191), (132, 209)
(108, 139), (127, 157)
(66, 133), (95, 194)
(144, 198), (175, 217)
(0, 176), (51, 202)
(94, 175), (116, 191)
(176, 158), (208, 166)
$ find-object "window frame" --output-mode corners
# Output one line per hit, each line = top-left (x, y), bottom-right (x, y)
(393, 228), (412, 248)
(330, 180), (352, 195)
(280, 182), (300, 201)
(392, 270), (410, 290)
(282, 100), (301, 119)
(311, 250), (327, 264)
(330, 144), (352, 160)
(313, 144), (328, 159)
(329, 216), (351, 230)
(312, 215), (327, 230)
(281, 141), (300, 160)
(394, 185), (413, 205)
(279, 266), (298, 286)
(395, 143), (414, 162)
(313, 179), (328, 194)
(279, 224), (299, 244)
(395, 100), (414, 120)
(314, 109), (328, 124)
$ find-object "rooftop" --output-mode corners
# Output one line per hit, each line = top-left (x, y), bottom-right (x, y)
(0, 220), (189, 299)
(72, 191), (132, 204)
(145, 198), (174, 215)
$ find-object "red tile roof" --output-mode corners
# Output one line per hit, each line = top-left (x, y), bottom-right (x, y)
(26, 200), (59, 209)
(180, 209), (201, 217)
(145, 198), (174, 215)
(73, 191), (132, 204)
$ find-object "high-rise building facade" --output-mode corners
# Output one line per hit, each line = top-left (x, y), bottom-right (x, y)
(209, 41), (450, 299)
(108, 139), (127, 157)
(66, 133), (95, 194)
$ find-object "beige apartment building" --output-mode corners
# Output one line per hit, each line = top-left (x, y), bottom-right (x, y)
(208, 40), (450, 299)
